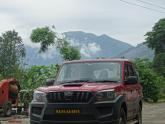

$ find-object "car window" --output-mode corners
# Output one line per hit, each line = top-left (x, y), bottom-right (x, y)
(124, 63), (136, 80)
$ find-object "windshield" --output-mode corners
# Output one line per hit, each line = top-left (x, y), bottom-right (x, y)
(56, 62), (122, 84)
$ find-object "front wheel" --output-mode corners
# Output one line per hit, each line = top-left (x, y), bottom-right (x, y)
(119, 108), (127, 124)
(135, 106), (142, 124)
(2, 102), (12, 117)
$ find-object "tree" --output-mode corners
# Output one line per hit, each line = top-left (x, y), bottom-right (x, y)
(30, 26), (81, 60)
(145, 18), (165, 76)
(30, 26), (56, 52)
(153, 53), (165, 76)
(145, 18), (165, 54)
(135, 58), (164, 102)
(60, 45), (81, 61)
(0, 30), (25, 79)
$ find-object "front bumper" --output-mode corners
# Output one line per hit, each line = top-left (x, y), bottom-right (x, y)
(30, 120), (119, 124)
(30, 96), (123, 124)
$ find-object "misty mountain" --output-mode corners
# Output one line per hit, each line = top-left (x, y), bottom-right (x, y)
(25, 46), (62, 66)
(117, 43), (154, 60)
(64, 31), (133, 58)
(25, 31), (153, 65)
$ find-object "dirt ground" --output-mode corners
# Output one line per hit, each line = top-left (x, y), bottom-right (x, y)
(0, 102), (165, 124)
(142, 102), (165, 124)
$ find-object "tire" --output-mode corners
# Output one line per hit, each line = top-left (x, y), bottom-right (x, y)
(119, 108), (127, 124)
(135, 106), (142, 124)
(2, 102), (12, 117)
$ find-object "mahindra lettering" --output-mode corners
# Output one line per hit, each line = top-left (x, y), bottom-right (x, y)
(30, 59), (143, 124)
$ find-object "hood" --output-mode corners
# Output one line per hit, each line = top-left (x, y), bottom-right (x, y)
(37, 82), (121, 93)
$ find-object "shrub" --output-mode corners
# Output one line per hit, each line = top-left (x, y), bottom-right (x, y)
(135, 58), (164, 102)
(20, 64), (59, 105)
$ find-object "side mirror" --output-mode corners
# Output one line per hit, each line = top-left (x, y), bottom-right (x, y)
(125, 76), (138, 85)
(46, 79), (55, 86)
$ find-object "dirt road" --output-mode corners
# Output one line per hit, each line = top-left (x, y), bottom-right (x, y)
(0, 102), (165, 124)
(142, 102), (165, 124)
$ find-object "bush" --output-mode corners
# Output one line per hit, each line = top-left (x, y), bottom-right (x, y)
(19, 64), (60, 105)
(19, 90), (33, 108)
(135, 58), (164, 102)
(21, 64), (59, 90)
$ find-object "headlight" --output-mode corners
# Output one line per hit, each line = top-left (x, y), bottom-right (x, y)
(96, 89), (116, 102)
(33, 90), (47, 102)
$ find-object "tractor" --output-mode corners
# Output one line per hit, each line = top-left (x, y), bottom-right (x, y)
(0, 78), (20, 116)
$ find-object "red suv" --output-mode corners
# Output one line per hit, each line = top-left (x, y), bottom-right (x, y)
(30, 59), (142, 124)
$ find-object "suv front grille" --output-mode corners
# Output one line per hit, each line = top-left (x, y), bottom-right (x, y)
(47, 91), (93, 103)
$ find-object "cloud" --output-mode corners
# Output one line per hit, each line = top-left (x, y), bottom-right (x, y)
(37, 47), (59, 60)
(67, 39), (81, 46)
(80, 43), (101, 58)
(67, 38), (101, 58)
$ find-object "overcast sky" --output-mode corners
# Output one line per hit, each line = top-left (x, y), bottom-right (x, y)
(0, 0), (164, 46)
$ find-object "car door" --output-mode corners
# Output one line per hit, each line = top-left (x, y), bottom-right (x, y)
(130, 64), (142, 117)
(124, 63), (136, 120)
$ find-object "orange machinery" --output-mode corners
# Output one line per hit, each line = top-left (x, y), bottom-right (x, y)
(0, 78), (20, 116)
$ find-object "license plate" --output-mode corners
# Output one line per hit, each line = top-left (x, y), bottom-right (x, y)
(55, 109), (80, 114)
